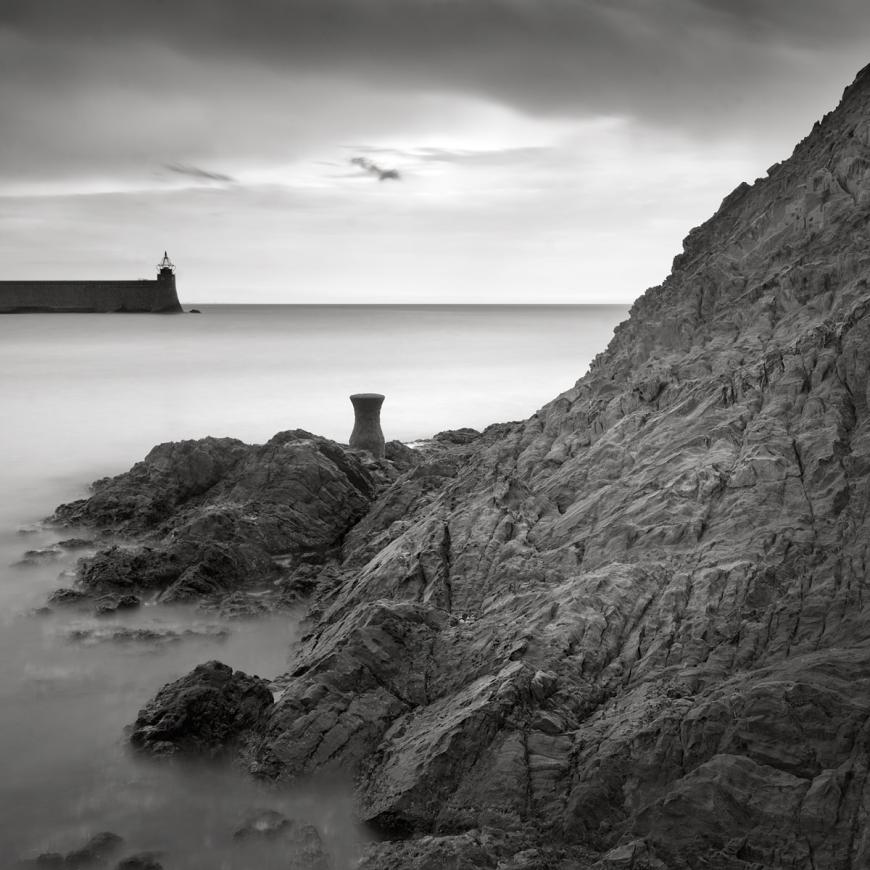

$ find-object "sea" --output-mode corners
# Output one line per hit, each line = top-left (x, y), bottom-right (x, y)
(0, 304), (628, 868)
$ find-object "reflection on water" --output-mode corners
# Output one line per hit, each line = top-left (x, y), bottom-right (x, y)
(0, 305), (627, 865)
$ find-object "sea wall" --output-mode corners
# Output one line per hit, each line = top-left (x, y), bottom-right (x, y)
(0, 277), (182, 313)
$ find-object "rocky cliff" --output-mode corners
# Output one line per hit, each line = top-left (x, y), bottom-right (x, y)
(48, 64), (870, 868)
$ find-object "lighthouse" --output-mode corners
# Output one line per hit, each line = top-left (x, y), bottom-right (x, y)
(157, 251), (175, 280)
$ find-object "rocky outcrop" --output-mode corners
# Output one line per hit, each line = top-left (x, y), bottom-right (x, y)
(128, 661), (273, 757)
(101, 63), (870, 868)
(244, 64), (870, 868)
(49, 431), (378, 605)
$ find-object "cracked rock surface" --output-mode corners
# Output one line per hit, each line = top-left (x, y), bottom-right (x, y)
(55, 63), (870, 868)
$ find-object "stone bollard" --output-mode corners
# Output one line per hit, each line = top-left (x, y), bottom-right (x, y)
(349, 393), (386, 458)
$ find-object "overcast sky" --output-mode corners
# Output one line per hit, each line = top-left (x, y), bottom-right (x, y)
(1, 1), (868, 303)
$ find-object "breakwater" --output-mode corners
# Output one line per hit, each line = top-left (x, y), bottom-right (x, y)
(0, 278), (182, 313)
(0, 254), (183, 313)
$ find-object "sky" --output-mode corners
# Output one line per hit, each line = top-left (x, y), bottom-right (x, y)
(1, 1), (869, 304)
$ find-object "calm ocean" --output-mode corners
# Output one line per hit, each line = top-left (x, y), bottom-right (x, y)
(0, 304), (627, 865)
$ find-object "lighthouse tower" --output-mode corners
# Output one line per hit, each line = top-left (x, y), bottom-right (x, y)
(156, 251), (175, 281)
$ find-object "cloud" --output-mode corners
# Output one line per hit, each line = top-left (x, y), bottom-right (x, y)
(164, 163), (235, 184)
(350, 156), (401, 181)
(3, 1), (870, 134)
(2, 0), (869, 304)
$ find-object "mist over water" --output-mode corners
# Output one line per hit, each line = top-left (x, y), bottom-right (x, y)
(0, 304), (627, 866)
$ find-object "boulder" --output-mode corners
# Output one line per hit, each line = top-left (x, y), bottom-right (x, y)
(129, 660), (273, 757)
(47, 587), (89, 606)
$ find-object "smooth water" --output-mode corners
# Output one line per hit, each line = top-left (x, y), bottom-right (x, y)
(0, 304), (627, 867)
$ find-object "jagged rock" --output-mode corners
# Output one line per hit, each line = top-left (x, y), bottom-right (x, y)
(129, 660), (273, 757)
(196, 591), (274, 619)
(252, 601), (449, 781)
(104, 63), (870, 869)
(66, 623), (230, 645)
(357, 829), (597, 870)
(241, 64), (870, 869)
(432, 427), (481, 445)
(94, 594), (141, 616)
(384, 440), (423, 471)
(48, 431), (378, 604)
(357, 832), (501, 870)
(53, 437), (251, 533)
(47, 587), (89, 606)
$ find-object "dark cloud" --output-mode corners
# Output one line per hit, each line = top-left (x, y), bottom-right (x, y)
(1, 0), (868, 192)
(350, 157), (400, 181)
(2, 0), (869, 130)
(165, 163), (235, 183)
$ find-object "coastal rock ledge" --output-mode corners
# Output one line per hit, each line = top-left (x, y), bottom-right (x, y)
(56, 64), (870, 868)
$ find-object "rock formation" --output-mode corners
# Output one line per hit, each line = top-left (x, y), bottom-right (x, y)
(50, 64), (870, 868)
(50, 431), (378, 606)
(128, 660), (273, 757)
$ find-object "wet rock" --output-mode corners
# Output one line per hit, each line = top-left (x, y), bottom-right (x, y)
(53, 437), (251, 533)
(129, 660), (273, 757)
(432, 427), (481, 445)
(384, 439), (422, 471)
(57, 538), (95, 550)
(94, 594), (141, 616)
(253, 601), (449, 782)
(196, 591), (274, 619)
(47, 587), (89, 606)
(356, 829), (585, 870)
(50, 431), (376, 605)
(87, 63), (870, 870)
(529, 670), (557, 703)
(240, 64), (870, 870)
(14, 546), (63, 567)
(66, 622), (230, 645)
(114, 853), (163, 870)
